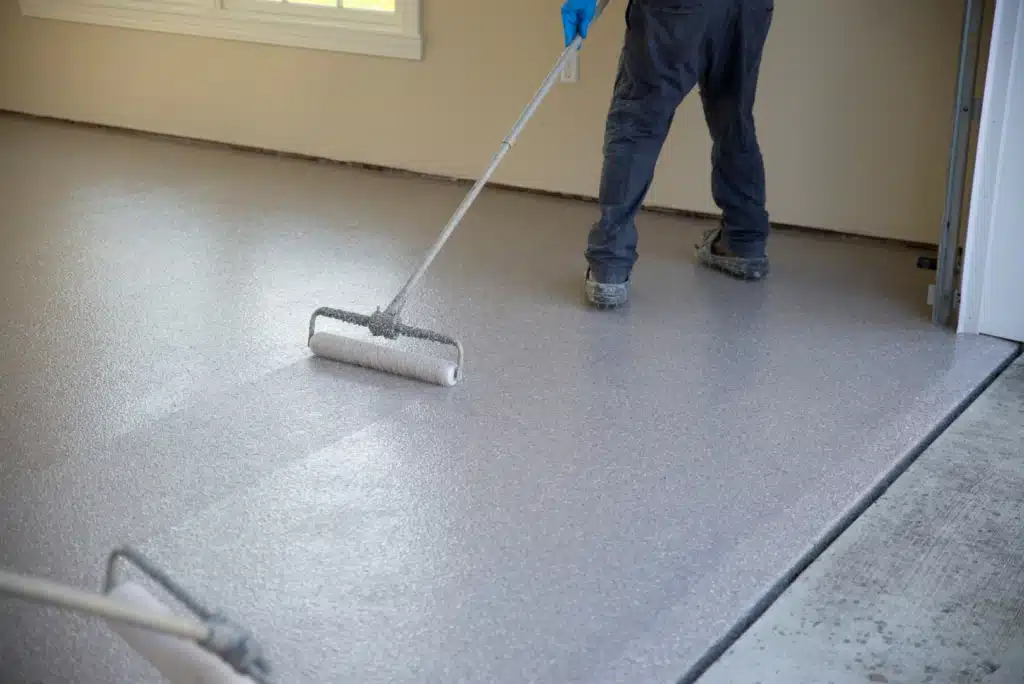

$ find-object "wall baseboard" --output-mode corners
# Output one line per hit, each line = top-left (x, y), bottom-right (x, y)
(0, 108), (939, 253)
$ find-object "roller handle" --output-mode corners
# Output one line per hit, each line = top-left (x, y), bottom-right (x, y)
(0, 568), (208, 641)
(382, 0), (615, 317)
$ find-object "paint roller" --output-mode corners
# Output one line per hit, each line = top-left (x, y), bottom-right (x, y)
(107, 581), (257, 684)
(0, 547), (272, 684)
(306, 0), (613, 387)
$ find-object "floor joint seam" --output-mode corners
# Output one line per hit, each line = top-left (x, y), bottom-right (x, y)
(674, 343), (1022, 684)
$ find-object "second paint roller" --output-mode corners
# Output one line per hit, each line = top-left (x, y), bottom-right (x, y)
(0, 547), (271, 684)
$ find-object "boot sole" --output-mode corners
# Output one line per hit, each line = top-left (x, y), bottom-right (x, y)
(584, 278), (629, 309)
(697, 251), (770, 281)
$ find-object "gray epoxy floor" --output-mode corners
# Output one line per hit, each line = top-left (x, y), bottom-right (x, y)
(699, 356), (1024, 684)
(0, 114), (1017, 683)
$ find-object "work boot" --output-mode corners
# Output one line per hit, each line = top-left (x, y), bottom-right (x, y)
(584, 268), (629, 309)
(695, 227), (770, 281)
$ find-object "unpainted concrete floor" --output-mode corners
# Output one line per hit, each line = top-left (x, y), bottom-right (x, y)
(0, 114), (1018, 683)
(699, 356), (1024, 684)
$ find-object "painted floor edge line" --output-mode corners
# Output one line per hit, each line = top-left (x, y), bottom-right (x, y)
(674, 342), (1023, 684)
(0, 108), (940, 252)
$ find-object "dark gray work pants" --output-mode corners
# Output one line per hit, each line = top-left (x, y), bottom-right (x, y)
(586, 0), (774, 282)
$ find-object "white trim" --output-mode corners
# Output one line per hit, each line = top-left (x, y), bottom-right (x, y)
(959, 0), (1020, 333)
(224, 0), (397, 27)
(18, 0), (422, 60)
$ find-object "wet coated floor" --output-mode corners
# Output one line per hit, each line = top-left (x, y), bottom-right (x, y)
(0, 114), (1017, 683)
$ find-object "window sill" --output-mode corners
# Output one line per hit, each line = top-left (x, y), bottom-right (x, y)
(18, 0), (423, 60)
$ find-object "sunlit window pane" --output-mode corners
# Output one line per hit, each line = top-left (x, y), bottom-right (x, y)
(342, 0), (395, 11)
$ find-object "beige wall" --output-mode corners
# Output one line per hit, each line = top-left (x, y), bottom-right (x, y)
(0, 0), (971, 244)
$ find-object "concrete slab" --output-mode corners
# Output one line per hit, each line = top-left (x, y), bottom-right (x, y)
(0, 114), (1017, 683)
(699, 358), (1024, 684)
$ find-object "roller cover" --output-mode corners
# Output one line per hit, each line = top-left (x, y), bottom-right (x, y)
(106, 582), (256, 684)
(309, 331), (459, 386)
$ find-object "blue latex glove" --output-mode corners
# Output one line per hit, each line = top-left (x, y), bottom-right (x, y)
(561, 0), (597, 47)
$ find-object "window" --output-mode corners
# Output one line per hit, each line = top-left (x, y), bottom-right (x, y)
(18, 0), (422, 60)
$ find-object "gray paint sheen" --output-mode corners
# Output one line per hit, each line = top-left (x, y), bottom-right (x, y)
(699, 357), (1024, 684)
(0, 115), (1017, 683)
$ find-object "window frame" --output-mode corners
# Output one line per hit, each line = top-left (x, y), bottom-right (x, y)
(18, 0), (423, 60)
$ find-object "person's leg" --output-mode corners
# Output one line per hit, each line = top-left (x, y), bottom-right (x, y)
(585, 0), (711, 307)
(694, 0), (773, 280)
